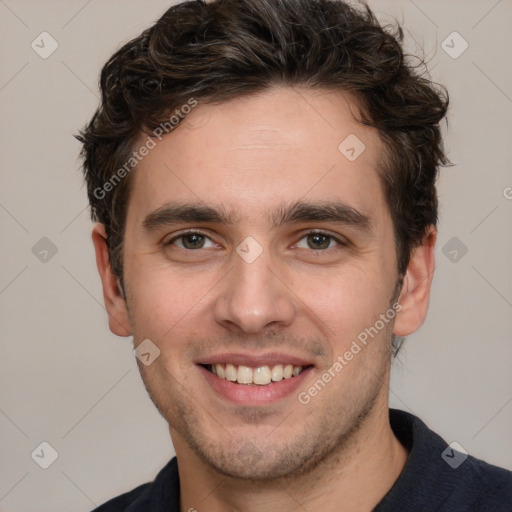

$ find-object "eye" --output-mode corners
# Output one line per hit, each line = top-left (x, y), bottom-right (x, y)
(296, 231), (345, 251)
(167, 232), (217, 250)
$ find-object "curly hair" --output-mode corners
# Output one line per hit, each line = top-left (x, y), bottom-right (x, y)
(77, 0), (449, 291)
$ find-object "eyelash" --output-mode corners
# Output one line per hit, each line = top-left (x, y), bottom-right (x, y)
(165, 229), (348, 251)
(166, 230), (217, 249)
(297, 229), (349, 250)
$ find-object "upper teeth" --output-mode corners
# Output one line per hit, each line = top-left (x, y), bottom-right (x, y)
(210, 363), (303, 385)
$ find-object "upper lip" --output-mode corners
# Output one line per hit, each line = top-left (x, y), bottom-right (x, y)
(196, 352), (314, 368)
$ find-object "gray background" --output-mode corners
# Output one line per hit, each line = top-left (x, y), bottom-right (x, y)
(1, 0), (511, 510)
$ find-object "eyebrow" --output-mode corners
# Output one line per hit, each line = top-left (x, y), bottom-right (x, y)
(142, 203), (236, 231)
(142, 200), (373, 233)
(271, 201), (373, 232)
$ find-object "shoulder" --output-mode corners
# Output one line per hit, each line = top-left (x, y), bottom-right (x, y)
(379, 410), (512, 512)
(90, 457), (179, 512)
(91, 483), (152, 512)
(454, 455), (512, 511)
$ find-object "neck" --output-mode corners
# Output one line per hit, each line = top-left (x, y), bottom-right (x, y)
(174, 400), (408, 512)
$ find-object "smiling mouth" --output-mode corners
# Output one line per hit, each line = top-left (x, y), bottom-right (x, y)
(201, 363), (310, 386)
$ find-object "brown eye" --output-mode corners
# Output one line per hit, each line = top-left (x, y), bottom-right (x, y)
(181, 233), (205, 249)
(168, 232), (215, 250)
(306, 233), (331, 250)
(295, 231), (348, 252)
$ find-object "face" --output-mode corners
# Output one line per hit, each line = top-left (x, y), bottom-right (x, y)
(99, 86), (424, 480)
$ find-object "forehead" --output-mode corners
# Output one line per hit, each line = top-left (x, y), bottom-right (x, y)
(128, 86), (389, 230)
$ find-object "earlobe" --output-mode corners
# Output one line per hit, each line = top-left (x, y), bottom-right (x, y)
(91, 224), (132, 337)
(393, 226), (437, 337)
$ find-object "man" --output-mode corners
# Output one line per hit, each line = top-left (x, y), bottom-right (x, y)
(78, 0), (512, 510)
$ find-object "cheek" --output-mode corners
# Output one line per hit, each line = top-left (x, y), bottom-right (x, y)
(126, 264), (201, 337)
(294, 260), (394, 343)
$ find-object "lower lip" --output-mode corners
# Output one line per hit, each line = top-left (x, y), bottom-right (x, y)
(198, 365), (313, 405)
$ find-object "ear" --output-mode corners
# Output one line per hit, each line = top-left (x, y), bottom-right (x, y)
(91, 223), (132, 337)
(393, 225), (436, 337)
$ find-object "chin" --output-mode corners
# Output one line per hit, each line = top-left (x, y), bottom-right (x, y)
(206, 450), (311, 481)
(184, 430), (335, 482)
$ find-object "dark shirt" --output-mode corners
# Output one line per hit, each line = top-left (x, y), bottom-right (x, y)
(92, 409), (512, 511)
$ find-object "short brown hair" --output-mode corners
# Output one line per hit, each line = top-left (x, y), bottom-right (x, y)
(78, 0), (448, 283)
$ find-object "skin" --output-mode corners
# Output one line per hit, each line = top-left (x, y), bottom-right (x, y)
(93, 86), (436, 512)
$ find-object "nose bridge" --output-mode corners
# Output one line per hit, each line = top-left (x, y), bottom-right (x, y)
(213, 243), (295, 333)
(236, 248), (275, 297)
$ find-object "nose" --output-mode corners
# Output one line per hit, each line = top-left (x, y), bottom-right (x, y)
(213, 248), (296, 334)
